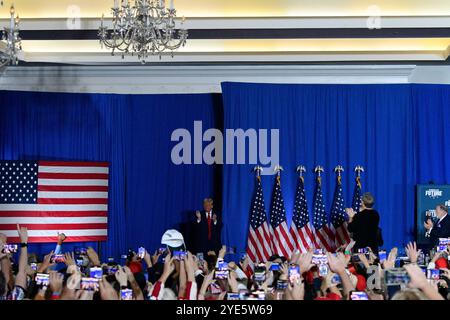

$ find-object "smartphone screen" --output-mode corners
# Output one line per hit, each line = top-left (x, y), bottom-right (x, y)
(120, 289), (133, 300)
(318, 264), (329, 277)
(107, 265), (118, 275)
(173, 251), (186, 260)
(378, 250), (387, 262)
(81, 277), (99, 291)
(312, 254), (328, 265)
(89, 267), (103, 279)
(138, 247), (145, 259)
(215, 260), (229, 279)
(196, 252), (204, 261)
(427, 269), (440, 280)
(269, 263), (280, 271)
(331, 274), (341, 285)
(51, 254), (66, 263)
(350, 291), (369, 300)
(2, 244), (18, 254)
(35, 273), (49, 286)
(288, 265), (301, 284)
(277, 280), (288, 290)
(30, 262), (38, 271)
(227, 293), (240, 300)
(384, 268), (410, 285)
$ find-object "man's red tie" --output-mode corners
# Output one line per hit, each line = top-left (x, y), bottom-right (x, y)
(207, 212), (212, 240)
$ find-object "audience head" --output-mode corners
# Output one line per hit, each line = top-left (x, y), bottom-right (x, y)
(362, 192), (375, 209)
(436, 204), (449, 218)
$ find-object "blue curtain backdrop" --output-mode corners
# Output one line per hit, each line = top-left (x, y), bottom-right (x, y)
(0, 90), (222, 259)
(1, 83), (449, 259)
(221, 82), (450, 253)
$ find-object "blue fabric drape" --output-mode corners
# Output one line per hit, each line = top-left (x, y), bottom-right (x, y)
(1, 83), (449, 258)
(0, 90), (222, 259)
(221, 82), (450, 252)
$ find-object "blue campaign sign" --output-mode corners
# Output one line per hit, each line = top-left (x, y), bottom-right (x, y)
(416, 185), (450, 245)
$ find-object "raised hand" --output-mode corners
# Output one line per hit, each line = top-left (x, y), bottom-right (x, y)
(298, 251), (314, 272)
(327, 252), (346, 275)
(195, 210), (201, 221)
(57, 232), (66, 245)
(405, 242), (421, 264)
(99, 276), (119, 300)
(49, 271), (64, 294)
(228, 270), (239, 293)
(383, 247), (398, 270)
(286, 278), (305, 300)
(16, 224), (28, 243)
(403, 263), (428, 290)
(64, 252), (76, 266)
(218, 245), (226, 259)
(86, 247), (101, 266)
(38, 250), (54, 273)
(115, 266), (128, 287)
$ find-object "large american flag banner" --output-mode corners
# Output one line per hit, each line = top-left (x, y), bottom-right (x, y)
(246, 175), (272, 266)
(330, 176), (351, 247)
(0, 160), (109, 243)
(312, 176), (335, 252)
(289, 176), (316, 253)
(269, 175), (294, 258)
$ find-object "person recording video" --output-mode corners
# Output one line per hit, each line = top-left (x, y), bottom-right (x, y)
(424, 204), (450, 246)
(346, 192), (381, 254)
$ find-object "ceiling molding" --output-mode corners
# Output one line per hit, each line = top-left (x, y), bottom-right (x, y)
(5, 16), (450, 31)
(0, 65), (418, 94)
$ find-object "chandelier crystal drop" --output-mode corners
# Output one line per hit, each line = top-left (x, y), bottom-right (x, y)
(98, 0), (188, 64)
(1, 4), (22, 67)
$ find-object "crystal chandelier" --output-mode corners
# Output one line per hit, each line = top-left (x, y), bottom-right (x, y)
(1, 4), (22, 67)
(98, 0), (188, 63)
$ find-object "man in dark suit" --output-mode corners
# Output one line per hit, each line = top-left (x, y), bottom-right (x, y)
(194, 198), (222, 254)
(346, 192), (381, 253)
(424, 204), (450, 246)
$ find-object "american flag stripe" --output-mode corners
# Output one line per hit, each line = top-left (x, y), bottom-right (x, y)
(3, 230), (107, 243)
(37, 185), (109, 192)
(330, 176), (351, 247)
(37, 191), (108, 198)
(38, 179), (109, 186)
(0, 160), (109, 243)
(0, 211), (107, 217)
(335, 224), (351, 245)
(0, 204), (107, 211)
(312, 175), (336, 251)
(0, 223), (108, 230)
(289, 177), (316, 253)
(39, 166), (109, 174)
(0, 216), (107, 224)
(269, 175), (294, 258)
(38, 173), (109, 180)
(246, 176), (273, 268)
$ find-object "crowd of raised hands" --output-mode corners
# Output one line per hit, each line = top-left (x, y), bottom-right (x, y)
(1, 225), (450, 300)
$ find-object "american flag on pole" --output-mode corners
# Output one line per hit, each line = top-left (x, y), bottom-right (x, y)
(351, 175), (362, 213)
(312, 174), (335, 252)
(269, 174), (294, 258)
(289, 176), (316, 252)
(330, 175), (351, 247)
(0, 160), (109, 243)
(246, 175), (272, 266)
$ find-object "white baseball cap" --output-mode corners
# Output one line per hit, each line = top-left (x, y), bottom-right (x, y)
(161, 229), (185, 248)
